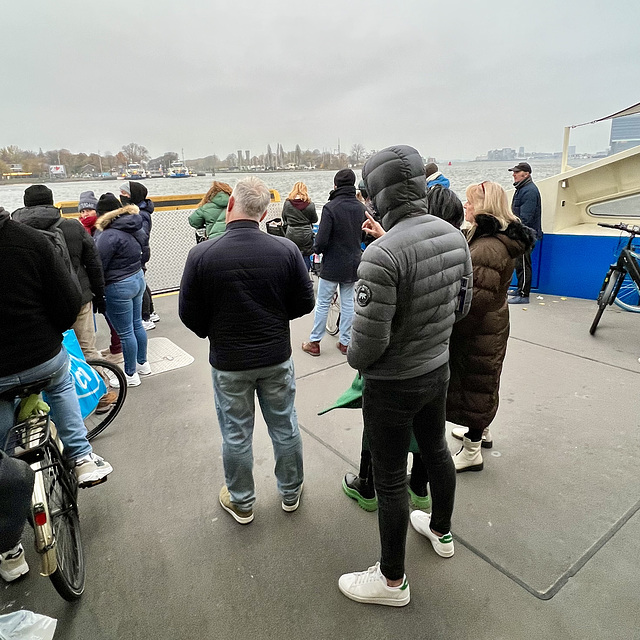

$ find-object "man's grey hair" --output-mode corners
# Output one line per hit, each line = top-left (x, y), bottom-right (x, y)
(231, 177), (271, 220)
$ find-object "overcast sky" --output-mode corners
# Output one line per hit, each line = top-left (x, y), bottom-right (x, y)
(2, 0), (639, 161)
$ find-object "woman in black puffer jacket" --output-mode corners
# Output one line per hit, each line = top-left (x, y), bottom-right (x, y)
(281, 182), (318, 270)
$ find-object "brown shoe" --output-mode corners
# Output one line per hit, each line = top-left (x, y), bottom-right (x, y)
(95, 391), (118, 414)
(219, 486), (254, 524)
(301, 341), (321, 357)
(337, 342), (348, 355)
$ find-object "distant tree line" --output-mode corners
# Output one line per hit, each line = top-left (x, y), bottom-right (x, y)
(1, 142), (371, 178)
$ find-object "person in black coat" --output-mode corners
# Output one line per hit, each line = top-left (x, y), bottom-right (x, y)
(179, 177), (314, 523)
(508, 162), (542, 303)
(301, 169), (366, 357)
(12, 185), (105, 362)
(120, 181), (159, 327)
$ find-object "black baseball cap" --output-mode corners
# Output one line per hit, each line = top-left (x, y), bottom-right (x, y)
(508, 162), (532, 173)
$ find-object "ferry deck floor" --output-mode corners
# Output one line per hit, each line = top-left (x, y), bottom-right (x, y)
(1, 293), (639, 640)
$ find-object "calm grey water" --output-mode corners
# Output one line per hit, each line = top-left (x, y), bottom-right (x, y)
(0, 159), (580, 212)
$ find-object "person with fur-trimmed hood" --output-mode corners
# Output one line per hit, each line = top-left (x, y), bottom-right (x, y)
(338, 145), (472, 607)
(448, 181), (535, 470)
(95, 193), (150, 387)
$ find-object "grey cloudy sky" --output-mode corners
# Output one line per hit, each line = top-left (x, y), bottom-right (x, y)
(2, 0), (639, 161)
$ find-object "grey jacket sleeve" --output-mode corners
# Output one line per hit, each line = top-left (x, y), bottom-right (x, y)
(347, 244), (398, 372)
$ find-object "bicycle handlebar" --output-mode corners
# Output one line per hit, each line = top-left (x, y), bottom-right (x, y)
(598, 222), (640, 234)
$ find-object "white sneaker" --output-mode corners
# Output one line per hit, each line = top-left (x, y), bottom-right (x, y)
(110, 371), (141, 388)
(142, 320), (156, 331)
(149, 312), (160, 323)
(136, 361), (152, 376)
(410, 511), (454, 558)
(338, 562), (410, 607)
(74, 453), (113, 487)
(0, 543), (29, 582)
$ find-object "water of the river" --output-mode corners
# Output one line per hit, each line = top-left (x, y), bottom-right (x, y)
(0, 159), (593, 212)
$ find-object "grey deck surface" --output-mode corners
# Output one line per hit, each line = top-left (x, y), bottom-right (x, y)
(2, 293), (639, 640)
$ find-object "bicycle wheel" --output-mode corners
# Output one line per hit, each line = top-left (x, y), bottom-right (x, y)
(84, 359), (127, 441)
(613, 272), (640, 312)
(589, 268), (624, 335)
(42, 444), (85, 600)
(326, 293), (340, 336)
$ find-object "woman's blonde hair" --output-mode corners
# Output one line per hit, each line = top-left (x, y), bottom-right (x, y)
(287, 181), (310, 202)
(465, 181), (518, 234)
(198, 181), (233, 207)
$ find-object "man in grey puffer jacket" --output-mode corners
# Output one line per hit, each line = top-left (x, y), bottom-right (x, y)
(338, 145), (472, 607)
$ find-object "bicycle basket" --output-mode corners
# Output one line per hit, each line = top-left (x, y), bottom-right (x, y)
(4, 414), (50, 462)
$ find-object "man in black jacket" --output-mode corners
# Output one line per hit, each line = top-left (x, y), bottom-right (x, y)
(179, 177), (314, 525)
(302, 168), (366, 356)
(13, 185), (106, 361)
(0, 208), (113, 581)
(508, 162), (542, 304)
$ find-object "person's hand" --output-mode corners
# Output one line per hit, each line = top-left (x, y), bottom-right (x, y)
(362, 211), (385, 238)
(93, 296), (106, 315)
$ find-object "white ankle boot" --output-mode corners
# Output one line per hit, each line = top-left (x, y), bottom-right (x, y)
(453, 437), (484, 472)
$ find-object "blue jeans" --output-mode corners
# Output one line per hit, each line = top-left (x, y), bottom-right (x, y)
(0, 348), (92, 460)
(105, 270), (148, 376)
(363, 364), (454, 580)
(211, 358), (303, 511)
(309, 278), (355, 346)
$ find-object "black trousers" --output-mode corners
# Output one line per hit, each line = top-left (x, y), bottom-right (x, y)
(514, 248), (533, 297)
(362, 364), (455, 580)
(142, 284), (154, 321)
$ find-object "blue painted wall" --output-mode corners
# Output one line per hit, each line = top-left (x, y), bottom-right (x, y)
(533, 234), (624, 300)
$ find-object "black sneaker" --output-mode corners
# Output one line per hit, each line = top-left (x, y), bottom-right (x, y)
(342, 473), (378, 511)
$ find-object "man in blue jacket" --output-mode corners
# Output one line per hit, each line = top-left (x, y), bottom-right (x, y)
(302, 168), (366, 356)
(508, 162), (542, 304)
(179, 177), (315, 525)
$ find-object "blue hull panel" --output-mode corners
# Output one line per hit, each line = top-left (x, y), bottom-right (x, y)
(532, 234), (622, 300)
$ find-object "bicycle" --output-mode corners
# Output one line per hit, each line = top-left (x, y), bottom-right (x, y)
(589, 222), (640, 335)
(83, 359), (126, 441)
(1, 377), (106, 601)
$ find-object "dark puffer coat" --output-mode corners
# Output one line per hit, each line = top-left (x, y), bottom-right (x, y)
(446, 214), (536, 429)
(95, 204), (150, 285)
(282, 199), (317, 256)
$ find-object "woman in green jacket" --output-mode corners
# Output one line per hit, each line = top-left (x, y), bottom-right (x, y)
(188, 181), (233, 239)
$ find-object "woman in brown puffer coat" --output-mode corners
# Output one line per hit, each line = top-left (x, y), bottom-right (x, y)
(448, 181), (536, 473)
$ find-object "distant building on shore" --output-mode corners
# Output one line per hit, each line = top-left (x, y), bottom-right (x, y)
(610, 115), (640, 154)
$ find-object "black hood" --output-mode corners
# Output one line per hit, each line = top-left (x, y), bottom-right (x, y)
(11, 204), (61, 230)
(129, 181), (148, 204)
(0, 206), (9, 230)
(362, 145), (428, 231)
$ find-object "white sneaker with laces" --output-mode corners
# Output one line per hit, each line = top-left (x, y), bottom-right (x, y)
(109, 371), (141, 388)
(136, 361), (152, 376)
(338, 562), (410, 606)
(0, 543), (29, 582)
(149, 312), (160, 322)
(142, 320), (156, 331)
(74, 452), (114, 486)
(410, 511), (454, 557)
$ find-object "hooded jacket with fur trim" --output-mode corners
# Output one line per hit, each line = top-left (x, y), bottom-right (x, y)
(347, 145), (473, 379)
(95, 204), (150, 285)
(446, 214), (536, 429)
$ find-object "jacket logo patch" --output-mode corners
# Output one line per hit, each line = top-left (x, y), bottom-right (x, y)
(356, 284), (372, 307)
